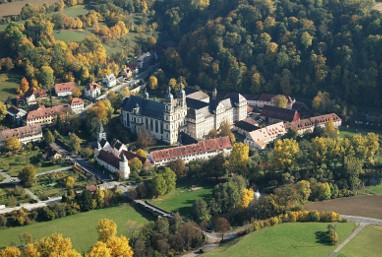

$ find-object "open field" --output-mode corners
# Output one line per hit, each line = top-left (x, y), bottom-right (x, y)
(53, 29), (94, 42)
(0, 204), (151, 253)
(305, 195), (382, 220)
(148, 185), (213, 218)
(0, 72), (21, 100)
(339, 126), (382, 138)
(203, 222), (356, 257)
(0, 0), (58, 18)
(363, 183), (382, 195)
(336, 225), (382, 257)
(0, 149), (68, 177)
(61, 5), (88, 17)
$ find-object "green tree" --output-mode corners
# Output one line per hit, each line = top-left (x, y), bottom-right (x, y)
(192, 199), (210, 222)
(219, 120), (235, 142)
(44, 130), (55, 145)
(167, 159), (187, 177)
(39, 66), (54, 89)
(273, 95), (288, 108)
(129, 157), (143, 174)
(152, 173), (167, 196)
(77, 189), (93, 211)
(18, 164), (37, 187)
(68, 133), (81, 154)
(163, 167), (176, 193)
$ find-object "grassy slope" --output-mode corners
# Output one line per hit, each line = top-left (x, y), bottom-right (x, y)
(0, 72), (21, 100)
(203, 222), (356, 257)
(336, 225), (382, 257)
(53, 29), (94, 42)
(148, 186), (213, 218)
(339, 126), (382, 138)
(0, 204), (150, 253)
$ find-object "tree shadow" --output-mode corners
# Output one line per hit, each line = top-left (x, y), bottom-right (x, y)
(315, 231), (331, 245)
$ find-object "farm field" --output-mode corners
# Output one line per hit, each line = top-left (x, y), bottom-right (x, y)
(305, 195), (382, 220)
(0, 204), (150, 253)
(148, 185), (213, 218)
(336, 225), (382, 257)
(203, 222), (356, 257)
(0, 0), (58, 17)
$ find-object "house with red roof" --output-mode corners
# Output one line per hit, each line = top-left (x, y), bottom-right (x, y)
(244, 122), (287, 150)
(148, 136), (233, 165)
(84, 82), (101, 100)
(54, 82), (76, 97)
(70, 97), (84, 114)
(26, 105), (70, 126)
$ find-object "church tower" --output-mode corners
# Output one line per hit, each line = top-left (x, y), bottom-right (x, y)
(97, 121), (107, 142)
(119, 154), (130, 179)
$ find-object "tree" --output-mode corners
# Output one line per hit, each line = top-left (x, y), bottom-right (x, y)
(324, 118), (339, 137)
(301, 31), (313, 48)
(71, 87), (82, 98)
(219, 120), (235, 142)
(68, 133), (81, 154)
(136, 149), (146, 158)
(168, 78), (177, 90)
(64, 176), (75, 189)
(226, 143), (249, 174)
(0, 102), (6, 122)
(239, 188), (254, 208)
(77, 189), (93, 211)
(214, 217), (230, 241)
(18, 164), (36, 187)
(20, 77), (30, 94)
(149, 75), (158, 90)
(87, 241), (111, 257)
(163, 167), (176, 193)
(152, 173), (167, 196)
(39, 66), (54, 89)
(44, 130), (55, 145)
(129, 157), (143, 174)
(272, 139), (300, 171)
(192, 199), (210, 222)
(4, 137), (21, 152)
(167, 159), (187, 176)
(137, 129), (155, 147)
(0, 246), (21, 257)
(97, 219), (117, 242)
(327, 224), (338, 245)
(273, 95), (288, 108)
(106, 236), (134, 257)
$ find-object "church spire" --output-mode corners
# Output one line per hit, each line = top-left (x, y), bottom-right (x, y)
(97, 120), (107, 142)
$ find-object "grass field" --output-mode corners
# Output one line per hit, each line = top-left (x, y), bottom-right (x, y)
(339, 126), (382, 138)
(305, 195), (382, 220)
(0, 149), (68, 177)
(363, 183), (382, 195)
(0, 72), (21, 100)
(0, 204), (151, 253)
(148, 185), (213, 218)
(0, 0), (58, 17)
(203, 222), (356, 257)
(53, 29), (94, 42)
(336, 225), (382, 257)
(61, 5), (88, 17)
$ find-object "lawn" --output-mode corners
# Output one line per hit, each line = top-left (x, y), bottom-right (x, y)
(61, 5), (89, 17)
(53, 29), (94, 42)
(339, 126), (382, 138)
(0, 72), (22, 100)
(0, 204), (151, 253)
(203, 222), (356, 257)
(361, 183), (382, 195)
(336, 225), (382, 257)
(148, 185), (213, 218)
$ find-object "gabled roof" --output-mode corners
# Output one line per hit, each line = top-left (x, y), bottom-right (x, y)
(261, 105), (299, 122)
(24, 88), (47, 98)
(285, 113), (342, 131)
(26, 105), (70, 120)
(150, 136), (232, 162)
(234, 119), (260, 132)
(0, 124), (42, 142)
(71, 97), (84, 106)
(247, 122), (286, 148)
(55, 82), (76, 93)
(122, 96), (165, 120)
(97, 149), (146, 169)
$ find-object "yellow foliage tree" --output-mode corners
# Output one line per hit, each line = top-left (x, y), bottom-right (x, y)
(238, 188), (254, 208)
(5, 136), (21, 152)
(136, 149), (147, 158)
(20, 77), (30, 94)
(87, 242), (111, 257)
(149, 75), (158, 90)
(106, 236), (134, 257)
(65, 176), (76, 189)
(272, 138), (300, 170)
(226, 142), (249, 173)
(0, 246), (21, 257)
(97, 219), (117, 242)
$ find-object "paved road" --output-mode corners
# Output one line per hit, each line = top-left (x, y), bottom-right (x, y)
(0, 196), (62, 214)
(328, 215), (382, 257)
(36, 166), (72, 177)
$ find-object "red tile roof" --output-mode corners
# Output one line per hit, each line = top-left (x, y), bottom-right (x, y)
(150, 136), (232, 163)
(71, 97), (84, 106)
(0, 124), (42, 142)
(261, 105), (300, 122)
(55, 82), (76, 93)
(285, 113), (342, 131)
(26, 105), (69, 121)
(87, 83), (100, 91)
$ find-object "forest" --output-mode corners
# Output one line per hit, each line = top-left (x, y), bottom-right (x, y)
(155, 0), (382, 107)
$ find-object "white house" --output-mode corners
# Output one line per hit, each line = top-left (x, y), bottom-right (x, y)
(7, 107), (27, 125)
(0, 124), (43, 146)
(55, 82), (76, 97)
(26, 105), (70, 126)
(148, 136), (233, 166)
(84, 83), (101, 100)
(103, 74), (117, 88)
(22, 89), (47, 105)
(244, 122), (287, 150)
(70, 98), (84, 114)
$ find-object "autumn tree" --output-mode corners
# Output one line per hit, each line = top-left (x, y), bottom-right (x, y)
(4, 136), (21, 153)
(214, 217), (230, 241)
(272, 139), (300, 171)
(137, 129), (155, 147)
(0, 246), (21, 257)
(239, 188), (254, 208)
(225, 143), (249, 174)
(167, 159), (187, 176)
(0, 101), (7, 122)
(168, 78), (177, 90)
(64, 176), (76, 189)
(97, 219), (117, 242)
(71, 87), (82, 98)
(106, 236), (134, 257)
(149, 75), (158, 90)
(18, 164), (37, 187)
(219, 120), (235, 142)
(19, 77), (30, 94)
(87, 241), (111, 257)
(273, 95), (288, 108)
(324, 119), (339, 137)
(129, 157), (143, 174)
(136, 149), (146, 158)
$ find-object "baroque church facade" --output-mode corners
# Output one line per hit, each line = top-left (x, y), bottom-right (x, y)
(121, 87), (247, 144)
